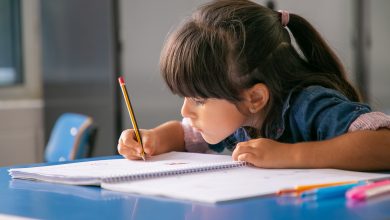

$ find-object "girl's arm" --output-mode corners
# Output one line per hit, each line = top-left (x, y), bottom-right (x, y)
(150, 121), (185, 155)
(299, 129), (390, 170)
(232, 129), (390, 171)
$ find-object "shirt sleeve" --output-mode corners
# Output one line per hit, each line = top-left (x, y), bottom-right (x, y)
(290, 86), (371, 141)
(181, 118), (209, 153)
(348, 112), (390, 132)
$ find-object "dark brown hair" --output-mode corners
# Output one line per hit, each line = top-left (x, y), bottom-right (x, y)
(160, 0), (360, 137)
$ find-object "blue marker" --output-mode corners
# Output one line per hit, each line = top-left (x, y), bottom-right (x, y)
(301, 181), (367, 200)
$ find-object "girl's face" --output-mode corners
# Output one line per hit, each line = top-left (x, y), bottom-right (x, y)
(181, 97), (247, 144)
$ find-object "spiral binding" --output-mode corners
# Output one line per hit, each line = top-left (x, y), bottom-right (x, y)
(102, 161), (247, 184)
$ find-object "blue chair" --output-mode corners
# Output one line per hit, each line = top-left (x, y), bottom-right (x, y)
(44, 113), (97, 162)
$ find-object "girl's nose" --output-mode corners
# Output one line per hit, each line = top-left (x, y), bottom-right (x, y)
(181, 98), (195, 118)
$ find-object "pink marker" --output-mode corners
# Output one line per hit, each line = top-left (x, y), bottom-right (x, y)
(346, 179), (390, 201)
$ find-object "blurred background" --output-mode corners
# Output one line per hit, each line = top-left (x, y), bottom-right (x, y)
(0, 0), (389, 166)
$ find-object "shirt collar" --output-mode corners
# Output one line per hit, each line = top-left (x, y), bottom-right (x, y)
(266, 88), (298, 139)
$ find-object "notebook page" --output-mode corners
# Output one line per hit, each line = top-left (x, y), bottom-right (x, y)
(101, 166), (390, 203)
(9, 152), (238, 185)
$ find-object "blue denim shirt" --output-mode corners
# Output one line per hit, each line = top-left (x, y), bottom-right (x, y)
(209, 86), (371, 152)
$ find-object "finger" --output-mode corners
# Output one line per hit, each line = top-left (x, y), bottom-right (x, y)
(142, 135), (155, 156)
(120, 129), (139, 146)
(123, 150), (142, 160)
(119, 131), (144, 153)
(232, 142), (253, 161)
(117, 139), (141, 157)
(117, 139), (128, 155)
(118, 142), (143, 160)
(124, 152), (142, 160)
(237, 152), (256, 165)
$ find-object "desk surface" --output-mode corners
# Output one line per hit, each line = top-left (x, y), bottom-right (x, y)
(1, 157), (389, 220)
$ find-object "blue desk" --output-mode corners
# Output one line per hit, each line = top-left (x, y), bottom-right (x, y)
(1, 157), (389, 220)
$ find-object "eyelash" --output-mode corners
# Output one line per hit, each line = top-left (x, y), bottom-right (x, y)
(190, 98), (206, 105)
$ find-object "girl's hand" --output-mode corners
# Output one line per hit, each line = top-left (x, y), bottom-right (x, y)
(117, 129), (159, 160)
(232, 138), (297, 168)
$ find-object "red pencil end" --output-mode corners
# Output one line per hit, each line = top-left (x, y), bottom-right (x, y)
(118, 76), (125, 85)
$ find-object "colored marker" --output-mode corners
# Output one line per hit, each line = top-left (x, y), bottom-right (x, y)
(301, 181), (366, 200)
(346, 179), (390, 201)
(278, 181), (356, 195)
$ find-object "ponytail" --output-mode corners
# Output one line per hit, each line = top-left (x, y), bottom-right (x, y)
(160, 0), (363, 138)
(287, 14), (361, 102)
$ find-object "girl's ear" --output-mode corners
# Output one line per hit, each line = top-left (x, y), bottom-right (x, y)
(242, 83), (269, 113)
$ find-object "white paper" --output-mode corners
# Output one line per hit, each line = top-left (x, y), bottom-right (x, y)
(102, 167), (390, 203)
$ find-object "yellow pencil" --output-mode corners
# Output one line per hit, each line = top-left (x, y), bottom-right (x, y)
(118, 76), (146, 161)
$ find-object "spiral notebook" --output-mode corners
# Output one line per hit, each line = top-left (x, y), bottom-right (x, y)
(9, 152), (244, 185)
(8, 152), (390, 203)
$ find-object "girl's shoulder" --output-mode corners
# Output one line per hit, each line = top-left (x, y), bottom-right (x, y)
(284, 85), (371, 141)
(288, 85), (369, 112)
(294, 85), (350, 101)
(288, 85), (371, 119)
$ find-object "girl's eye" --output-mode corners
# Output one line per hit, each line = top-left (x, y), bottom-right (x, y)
(190, 98), (206, 105)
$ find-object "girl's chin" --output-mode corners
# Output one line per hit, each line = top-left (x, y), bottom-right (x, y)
(200, 133), (224, 145)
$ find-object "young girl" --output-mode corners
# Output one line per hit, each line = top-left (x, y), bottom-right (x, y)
(118, 0), (390, 170)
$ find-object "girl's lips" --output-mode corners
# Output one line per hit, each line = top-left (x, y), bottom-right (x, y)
(187, 121), (200, 132)
(191, 126), (202, 133)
